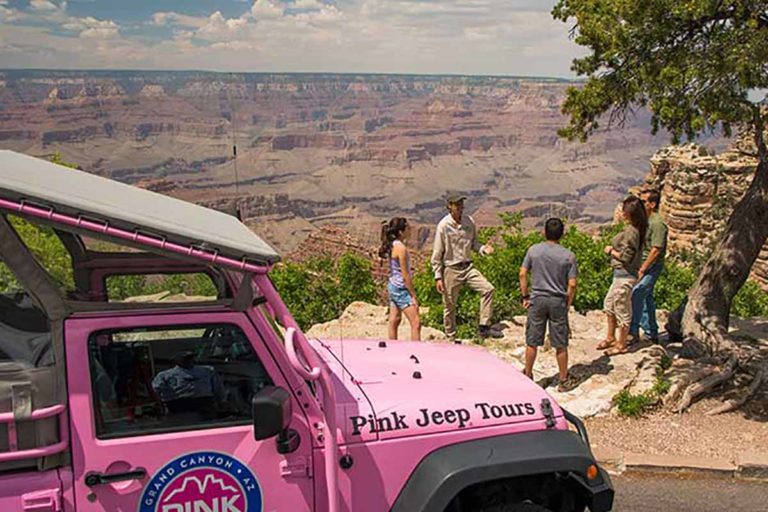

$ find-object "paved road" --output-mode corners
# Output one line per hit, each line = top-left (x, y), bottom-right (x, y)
(611, 474), (768, 511)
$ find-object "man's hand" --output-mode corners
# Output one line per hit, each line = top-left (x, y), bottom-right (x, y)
(480, 244), (494, 256)
(436, 279), (444, 294)
(604, 245), (613, 255)
(411, 296), (420, 309)
(522, 298), (530, 309)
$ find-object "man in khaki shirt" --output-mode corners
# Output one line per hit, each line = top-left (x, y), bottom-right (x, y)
(431, 195), (500, 342)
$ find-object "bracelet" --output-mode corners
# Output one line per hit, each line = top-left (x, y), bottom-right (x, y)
(520, 295), (530, 301)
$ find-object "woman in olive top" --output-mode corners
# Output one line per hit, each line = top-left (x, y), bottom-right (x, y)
(598, 196), (648, 355)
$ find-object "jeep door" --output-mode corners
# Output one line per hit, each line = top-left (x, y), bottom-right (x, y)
(65, 311), (314, 512)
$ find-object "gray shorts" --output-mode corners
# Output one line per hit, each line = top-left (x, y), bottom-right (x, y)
(525, 295), (569, 348)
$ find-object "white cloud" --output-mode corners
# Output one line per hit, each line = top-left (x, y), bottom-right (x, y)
(0, 0), (585, 77)
(62, 16), (119, 39)
(251, 0), (284, 20)
(196, 11), (249, 41)
(0, 0), (25, 22)
(210, 40), (258, 51)
(152, 11), (208, 29)
(293, 0), (324, 9)
(29, 0), (64, 13)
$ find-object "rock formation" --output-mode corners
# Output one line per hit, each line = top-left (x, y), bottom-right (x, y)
(642, 143), (768, 289)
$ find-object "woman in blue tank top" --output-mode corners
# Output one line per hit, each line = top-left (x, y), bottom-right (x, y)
(379, 217), (421, 341)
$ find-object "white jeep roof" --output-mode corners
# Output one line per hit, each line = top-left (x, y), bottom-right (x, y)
(0, 150), (280, 264)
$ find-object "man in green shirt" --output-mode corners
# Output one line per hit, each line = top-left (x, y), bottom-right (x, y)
(629, 189), (668, 342)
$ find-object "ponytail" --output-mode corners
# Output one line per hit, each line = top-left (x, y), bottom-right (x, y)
(378, 217), (408, 259)
(623, 195), (648, 249)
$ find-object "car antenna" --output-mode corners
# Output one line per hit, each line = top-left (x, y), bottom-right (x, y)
(227, 74), (243, 221)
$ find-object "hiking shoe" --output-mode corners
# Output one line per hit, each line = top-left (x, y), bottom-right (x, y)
(556, 375), (579, 393)
(479, 325), (504, 339)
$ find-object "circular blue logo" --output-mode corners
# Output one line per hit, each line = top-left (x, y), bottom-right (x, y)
(138, 451), (263, 512)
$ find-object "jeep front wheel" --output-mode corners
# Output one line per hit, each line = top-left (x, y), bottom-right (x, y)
(480, 503), (552, 512)
(445, 473), (586, 512)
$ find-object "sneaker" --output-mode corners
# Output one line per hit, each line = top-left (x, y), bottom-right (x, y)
(479, 325), (504, 339)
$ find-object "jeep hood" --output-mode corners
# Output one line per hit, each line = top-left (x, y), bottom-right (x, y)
(309, 338), (563, 444)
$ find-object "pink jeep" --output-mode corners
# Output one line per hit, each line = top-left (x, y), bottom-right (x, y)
(0, 150), (613, 512)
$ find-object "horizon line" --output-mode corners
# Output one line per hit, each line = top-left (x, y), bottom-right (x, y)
(0, 67), (582, 82)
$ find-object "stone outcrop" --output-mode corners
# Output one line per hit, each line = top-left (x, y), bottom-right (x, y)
(642, 143), (768, 289)
(306, 301), (445, 341)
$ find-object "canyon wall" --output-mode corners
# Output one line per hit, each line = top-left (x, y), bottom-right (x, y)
(0, 70), (698, 252)
(644, 144), (768, 289)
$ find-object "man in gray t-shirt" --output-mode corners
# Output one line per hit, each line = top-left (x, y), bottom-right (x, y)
(519, 218), (578, 392)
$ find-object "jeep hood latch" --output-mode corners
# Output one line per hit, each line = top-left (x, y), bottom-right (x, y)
(540, 398), (556, 428)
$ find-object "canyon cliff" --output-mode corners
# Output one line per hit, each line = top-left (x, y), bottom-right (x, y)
(643, 144), (768, 290)
(0, 70), (717, 252)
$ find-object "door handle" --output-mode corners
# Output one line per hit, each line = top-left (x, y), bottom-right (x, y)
(84, 468), (147, 487)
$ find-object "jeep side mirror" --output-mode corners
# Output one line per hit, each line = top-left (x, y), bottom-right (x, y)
(252, 386), (302, 454)
(252, 386), (292, 440)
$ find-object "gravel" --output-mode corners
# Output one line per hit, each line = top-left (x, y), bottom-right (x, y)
(586, 390), (768, 460)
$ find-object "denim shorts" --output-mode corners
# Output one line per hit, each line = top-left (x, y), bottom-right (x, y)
(387, 282), (413, 309)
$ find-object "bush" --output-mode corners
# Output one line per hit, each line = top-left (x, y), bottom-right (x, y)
(270, 254), (377, 330)
(614, 372), (671, 418)
(6, 215), (75, 291)
(106, 273), (217, 301)
(613, 390), (656, 418)
(732, 280), (768, 318)
(412, 214), (768, 338)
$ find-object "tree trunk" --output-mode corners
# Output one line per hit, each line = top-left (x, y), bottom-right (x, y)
(681, 128), (768, 354)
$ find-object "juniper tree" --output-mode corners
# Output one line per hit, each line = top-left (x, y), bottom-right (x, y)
(553, 0), (768, 412)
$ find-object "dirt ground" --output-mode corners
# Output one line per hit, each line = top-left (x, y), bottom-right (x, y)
(586, 387), (768, 460)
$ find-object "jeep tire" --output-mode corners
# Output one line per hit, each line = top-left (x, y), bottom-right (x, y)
(479, 503), (552, 512)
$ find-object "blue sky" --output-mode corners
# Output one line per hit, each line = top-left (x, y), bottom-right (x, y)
(0, 1), (584, 76)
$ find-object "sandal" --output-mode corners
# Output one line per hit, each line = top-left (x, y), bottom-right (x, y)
(604, 345), (629, 356)
(557, 374), (579, 393)
(596, 339), (616, 350)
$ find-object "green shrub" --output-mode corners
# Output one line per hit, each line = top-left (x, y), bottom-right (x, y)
(613, 390), (656, 418)
(6, 215), (75, 291)
(651, 374), (672, 397)
(653, 261), (696, 311)
(614, 370), (671, 418)
(412, 214), (768, 338)
(270, 254), (377, 330)
(732, 280), (768, 318)
(106, 273), (218, 301)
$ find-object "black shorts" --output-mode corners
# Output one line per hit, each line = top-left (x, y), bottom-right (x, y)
(525, 296), (569, 348)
